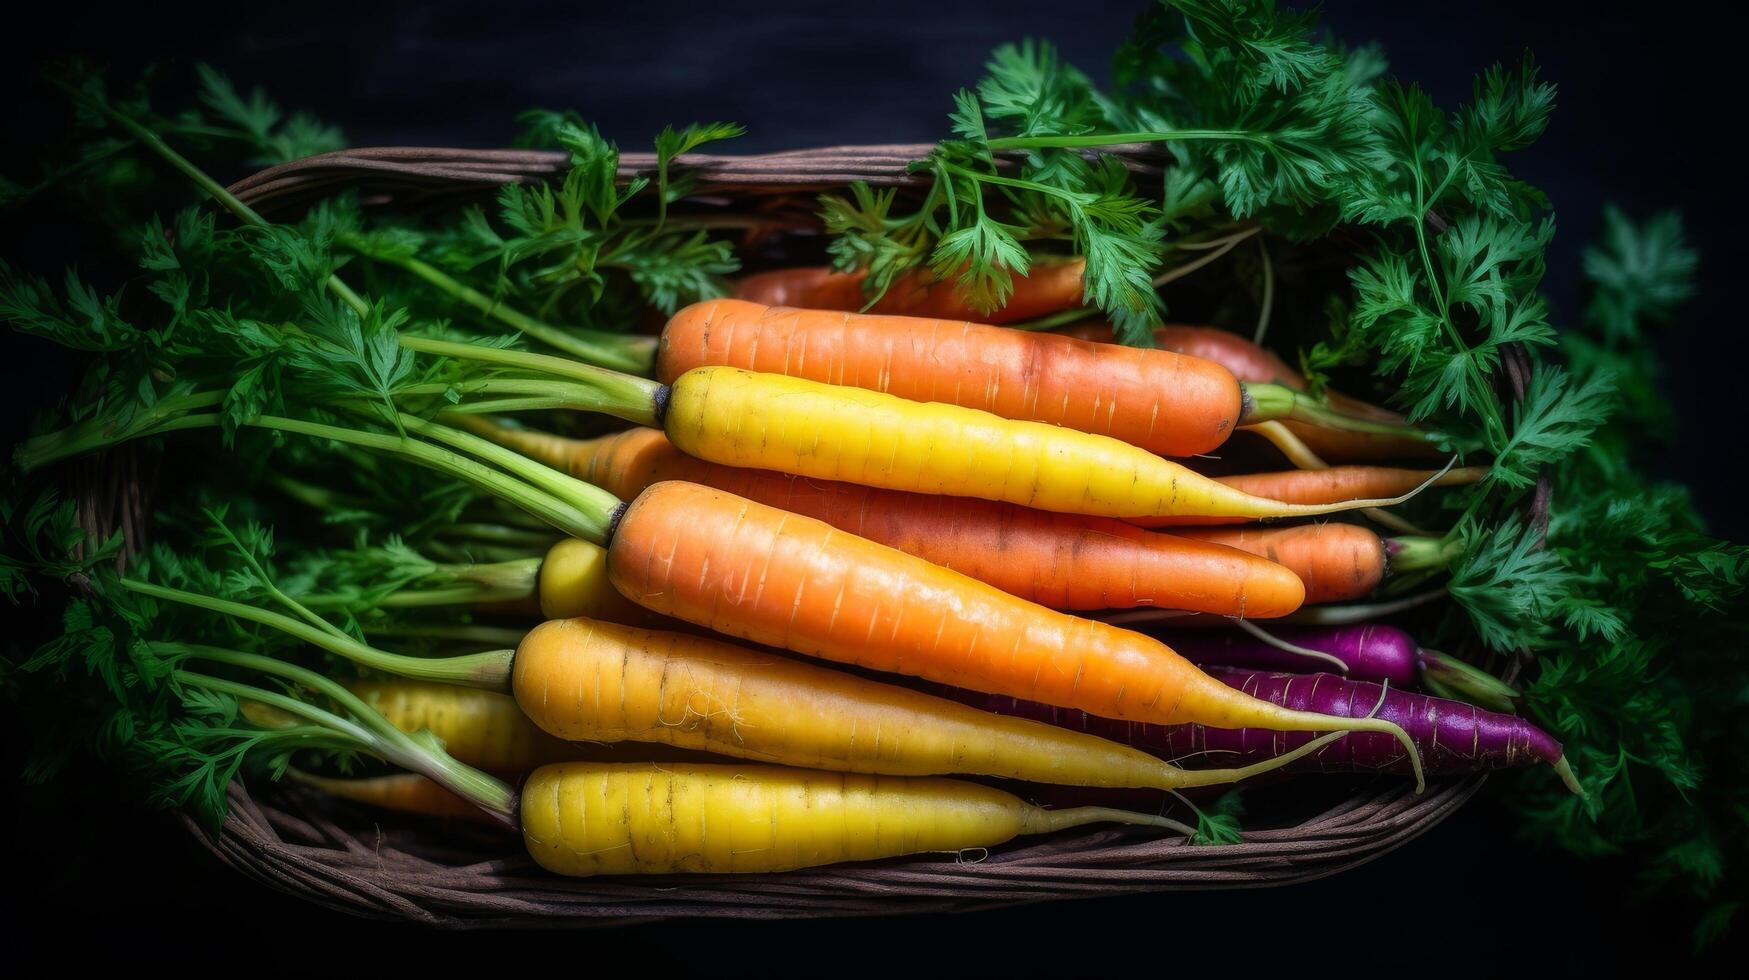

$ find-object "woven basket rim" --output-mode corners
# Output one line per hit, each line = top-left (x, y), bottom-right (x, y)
(224, 142), (1172, 214)
(69, 141), (1515, 926)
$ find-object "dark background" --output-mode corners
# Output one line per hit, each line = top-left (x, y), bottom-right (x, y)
(4, 1), (1743, 972)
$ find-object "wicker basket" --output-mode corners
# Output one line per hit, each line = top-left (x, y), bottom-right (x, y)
(126, 144), (1505, 926)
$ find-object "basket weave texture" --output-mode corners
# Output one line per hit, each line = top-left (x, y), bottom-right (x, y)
(120, 144), (1502, 926)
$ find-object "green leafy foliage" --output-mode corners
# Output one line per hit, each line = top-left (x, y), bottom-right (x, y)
(412, 110), (742, 326)
(191, 63), (346, 166)
(1581, 206), (1697, 345)
(1189, 788), (1245, 846)
(1490, 209), (1745, 945)
(1487, 367), (1614, 492)
(653, 122), (747, 221)
(0, 494), (498, 829)
(0, 492), (122, 603)
(4, 62), (342, 221)
(1332, 60), (1559, 448)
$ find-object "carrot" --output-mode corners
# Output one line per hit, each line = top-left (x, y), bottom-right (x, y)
(733, 258), (1088, 324)
(1062, 323), (1393, 420)
(291, 771), (509, 826)
(289, 533), (649, 624)
(655, 299), (1431, 460)
(1136, 465), (1487, 527)
(606, 481), (1421, 782)
(345, 679), (582, 771)
(1063, 322), (1297, 382)
(1064, 322), (1444, 461)
(520, 762), (1198, 876)
(513, 617), (1344, 789)
(1275, 422), (1447, 466)
(537, 537), (655, 622)
(244, 679), (581, 770)
(977, 669), (1582, 793)
(660, 365), (1427, 520)
(465, 420), (1305, 617)
(1171, 523), (1387, 604)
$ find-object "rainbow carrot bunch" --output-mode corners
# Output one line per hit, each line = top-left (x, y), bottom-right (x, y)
(4, 5), (1743, 928)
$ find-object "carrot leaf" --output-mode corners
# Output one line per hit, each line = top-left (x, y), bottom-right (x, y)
(1189, 789), (1246, 847)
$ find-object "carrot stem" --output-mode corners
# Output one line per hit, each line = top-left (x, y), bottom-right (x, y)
(297, 557), (540, 611)
(257, 414), (609, 541)
(439, 523), (557, 547)
(1420, 648), (1521, 714)
(122, 579), (516, 690)
(397, 378), (634, 411)
(13, 390), (224, 472)
(395, 335), (664, 426)
(1010, 306), (1099, 332)
(1281, 589), (1448, 625)
(18, 404), (611, 543)
(163, 644), (518, 822)
(1245, 383), (1445, 442)
(1386, 535), (1463, 573)
(362, 623), (531, 647)
(387, 412), (622, 538)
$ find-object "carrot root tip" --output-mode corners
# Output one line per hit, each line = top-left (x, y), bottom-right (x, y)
(1360, 680), (1425, 793)
(1552, 756), (1587, 798)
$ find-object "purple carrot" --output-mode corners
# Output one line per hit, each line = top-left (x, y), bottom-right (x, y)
(1163, 624), (1418, 685)
(974, 669), (1583, 795)
(1158, 624), (1522, 713)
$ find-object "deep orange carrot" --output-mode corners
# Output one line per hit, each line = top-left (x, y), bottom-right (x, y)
(464, 420), (1306, 617)
(1171, 523), (1387, 605)
(1064, 323), (1443, 462)
(292, 772), (509, 826)
(1065, 322), (1298, 384)
(656, 299), (1244, 457)
(1065, 323), (1386, 418)
(734, 259), (1087, 324)
(1138, 465), (1486, 527)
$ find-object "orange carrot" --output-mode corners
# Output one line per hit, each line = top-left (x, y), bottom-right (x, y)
(291, 771), (509, 826)
(604, 480), (1421, 780)
(1138, 465), (1487, 527)
(657, 299), (1246, 457)
(1171, 523), (1387, 605)
(734, 259), (1087, 324)
(1064, 322), (1297, 383)
(1064, 322), (1444, 462)
(462, 420), (1306, 617)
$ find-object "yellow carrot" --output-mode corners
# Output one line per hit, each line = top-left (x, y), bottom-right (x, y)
(520, 762), (1196, 876)
(512, 617), (1344, 789)
(246, 679), (579, 770)
(663, 367), (1428, 520)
